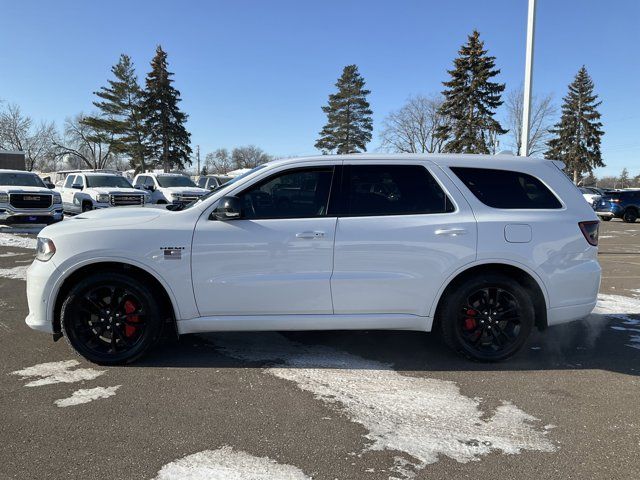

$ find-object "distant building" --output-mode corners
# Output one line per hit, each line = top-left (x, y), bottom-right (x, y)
(0, 150), (26, 170)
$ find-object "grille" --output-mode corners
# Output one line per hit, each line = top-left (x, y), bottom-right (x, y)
(9, 193), (52, 209)
(109, 194), (144, 206)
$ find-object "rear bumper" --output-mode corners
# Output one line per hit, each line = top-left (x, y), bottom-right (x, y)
(547, 300), (598, 326)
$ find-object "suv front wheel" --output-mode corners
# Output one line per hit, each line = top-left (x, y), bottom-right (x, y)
(60, 272), (164, 365)
(439, 274), (534, 362)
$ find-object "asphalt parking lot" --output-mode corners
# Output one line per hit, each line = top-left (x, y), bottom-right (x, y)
(0, 220), (638, 480)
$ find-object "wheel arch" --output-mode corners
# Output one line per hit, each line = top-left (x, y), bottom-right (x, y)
(430, 261), (549, 332)
(51, 259), (179, 336)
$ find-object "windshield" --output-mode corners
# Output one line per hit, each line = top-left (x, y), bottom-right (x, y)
(178, 165), (269, 210)
(0, 172), (46, 187)
(86, 175), (133, 188)
(157, 175), (196, 188)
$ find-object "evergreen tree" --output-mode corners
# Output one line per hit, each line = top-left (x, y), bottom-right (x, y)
(436, 30), (506, 154)
(315, 65), (373, 154)
(546, 67), (604, 184)
(83, 54), (148, 172)
(142, 46), (192, 172)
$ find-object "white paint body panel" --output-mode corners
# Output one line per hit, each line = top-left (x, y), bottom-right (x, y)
(25, 154), (601, 336)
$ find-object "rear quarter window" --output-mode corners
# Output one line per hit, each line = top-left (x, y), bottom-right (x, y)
(450, 167), (562, 209)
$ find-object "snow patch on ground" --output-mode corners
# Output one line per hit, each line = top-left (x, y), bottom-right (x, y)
(595, 294), (640, 350)
(54, 385), (121, 407)
(0, 233), (37, 249)
(11, 360), (106, 387)
(154, 446), (311, 480)
(213, 333), (555, 475)
(0, 265), (28, 280)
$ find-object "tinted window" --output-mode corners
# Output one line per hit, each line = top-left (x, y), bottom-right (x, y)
(239, 168), (334, 219)
(451, 167), (562, 209)
(86, 175), (133, 188)
(144, 176), (155, 187)
(0, 172), (46, 187)
(157, 175), (196, 188)
(64, 175), (76, 188)
(197, 177), (207, 188)
(134, 176), (145, 187)
(343, 165), (454, 216)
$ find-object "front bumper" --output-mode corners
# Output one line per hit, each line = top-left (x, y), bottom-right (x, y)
(25, 258), (60, 334)
(0, 205), (63, 224)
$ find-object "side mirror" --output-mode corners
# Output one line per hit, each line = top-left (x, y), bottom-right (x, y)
(72, 184), (83, 190)
(45, 182), (55, 189)
(144, 184), (155, 192)
(212, 196), (242, 221)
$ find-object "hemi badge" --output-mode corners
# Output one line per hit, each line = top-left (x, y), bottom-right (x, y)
(161, 247), (184, 260)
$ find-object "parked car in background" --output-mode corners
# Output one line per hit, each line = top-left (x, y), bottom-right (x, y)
(0, 169), (63, 224)
(579, 187), (602, 209)
(596, 189), (640, 222)
(27, 154), (600, 365)
(197, 174), (232, 190)
(57, 172), (149, 214)
(133, 172), (209, 205)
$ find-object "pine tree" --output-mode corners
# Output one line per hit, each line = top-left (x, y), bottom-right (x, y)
(83, 54), (148, 172)
(142, 46), (192, 172)
(546, 67), (604, 184)
(436, 30), (507, 154)
(315, 65), (373, 154)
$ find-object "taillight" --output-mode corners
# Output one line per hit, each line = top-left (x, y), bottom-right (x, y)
(579, 221), (599, 246)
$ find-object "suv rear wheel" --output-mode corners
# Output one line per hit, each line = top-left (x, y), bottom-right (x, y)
(60, 272), (164, 365)
(439, 273), (534, 362)
(623, 208), (638, 223)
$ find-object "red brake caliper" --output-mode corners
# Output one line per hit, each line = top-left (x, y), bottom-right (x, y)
(464, 309), (477, 331)
(124, 300), (139, 337)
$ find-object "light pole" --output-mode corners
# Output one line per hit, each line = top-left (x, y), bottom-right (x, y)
(521, 0), (537, 157)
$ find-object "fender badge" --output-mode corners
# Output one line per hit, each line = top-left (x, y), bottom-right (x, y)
(161, 246), (184, 260)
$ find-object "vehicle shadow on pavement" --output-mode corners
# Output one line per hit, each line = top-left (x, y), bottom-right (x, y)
(137, 313), (639, 377)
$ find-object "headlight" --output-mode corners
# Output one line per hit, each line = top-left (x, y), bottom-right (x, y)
(96, 194), (110, 203)
(0, 193), (8, 203)
(36, 237), (56, 262)
(53, 195), (62, 205)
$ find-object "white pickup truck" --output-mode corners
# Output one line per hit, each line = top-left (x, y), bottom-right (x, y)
(133, 173), (209, 205)
(0, 169), (63, 225)
(57, 172), (150, 214)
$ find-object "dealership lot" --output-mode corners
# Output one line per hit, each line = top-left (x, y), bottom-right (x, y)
(0, 221), (638, 479)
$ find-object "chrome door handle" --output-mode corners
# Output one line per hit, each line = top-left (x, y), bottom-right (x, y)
(435, 227), (468, 236)
(296, 231), (325, 239)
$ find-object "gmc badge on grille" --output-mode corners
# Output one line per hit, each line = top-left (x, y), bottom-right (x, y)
(23, 196), (40, 201)
(161, 246), (184, 260)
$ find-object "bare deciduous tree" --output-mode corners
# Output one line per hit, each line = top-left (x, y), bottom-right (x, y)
(0, 103), (57, 171)
(380, 95), (447, 154)
(505, 88), (556, 157)
(53, 113), (114, 169)
(231, 145), (272, 169)
(205, 148), (233, 174)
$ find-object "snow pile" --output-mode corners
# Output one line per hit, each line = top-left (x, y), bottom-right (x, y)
(214, 333), (555, 475)
(0, 265), (28, 280)
(154, 447), (311, 480)
(11, 360), (106, 387)
(55, 386), (121, 407)
(595, 294), (640, 350)
(0, 233), (37, 250)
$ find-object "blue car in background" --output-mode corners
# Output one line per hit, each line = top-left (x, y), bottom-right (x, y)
(596, 190), (640, 223)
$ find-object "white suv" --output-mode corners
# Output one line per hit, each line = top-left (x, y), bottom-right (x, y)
(26, 154), (601, 364)
(57, 172), (149, 214)
(133, 173), (209, 205)
(0, 169), (63, 225)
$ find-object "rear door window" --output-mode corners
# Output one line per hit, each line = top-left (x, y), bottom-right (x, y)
(341, 165), (454, 216)
(450, 167), (562, 209)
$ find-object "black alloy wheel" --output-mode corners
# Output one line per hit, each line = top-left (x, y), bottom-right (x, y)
(439, 274), (534, 362)
(61, 272), (163, 365)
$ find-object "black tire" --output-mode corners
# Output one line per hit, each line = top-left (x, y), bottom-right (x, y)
(438, 273), (534, 362)
(599, 216), (611, 222)
(60, 272), (164, 365)
(623, 209), (638, 223)
(81, 201), (93, 213)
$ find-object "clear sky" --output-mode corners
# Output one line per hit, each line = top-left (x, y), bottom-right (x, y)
(1, 0), (638, 176)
